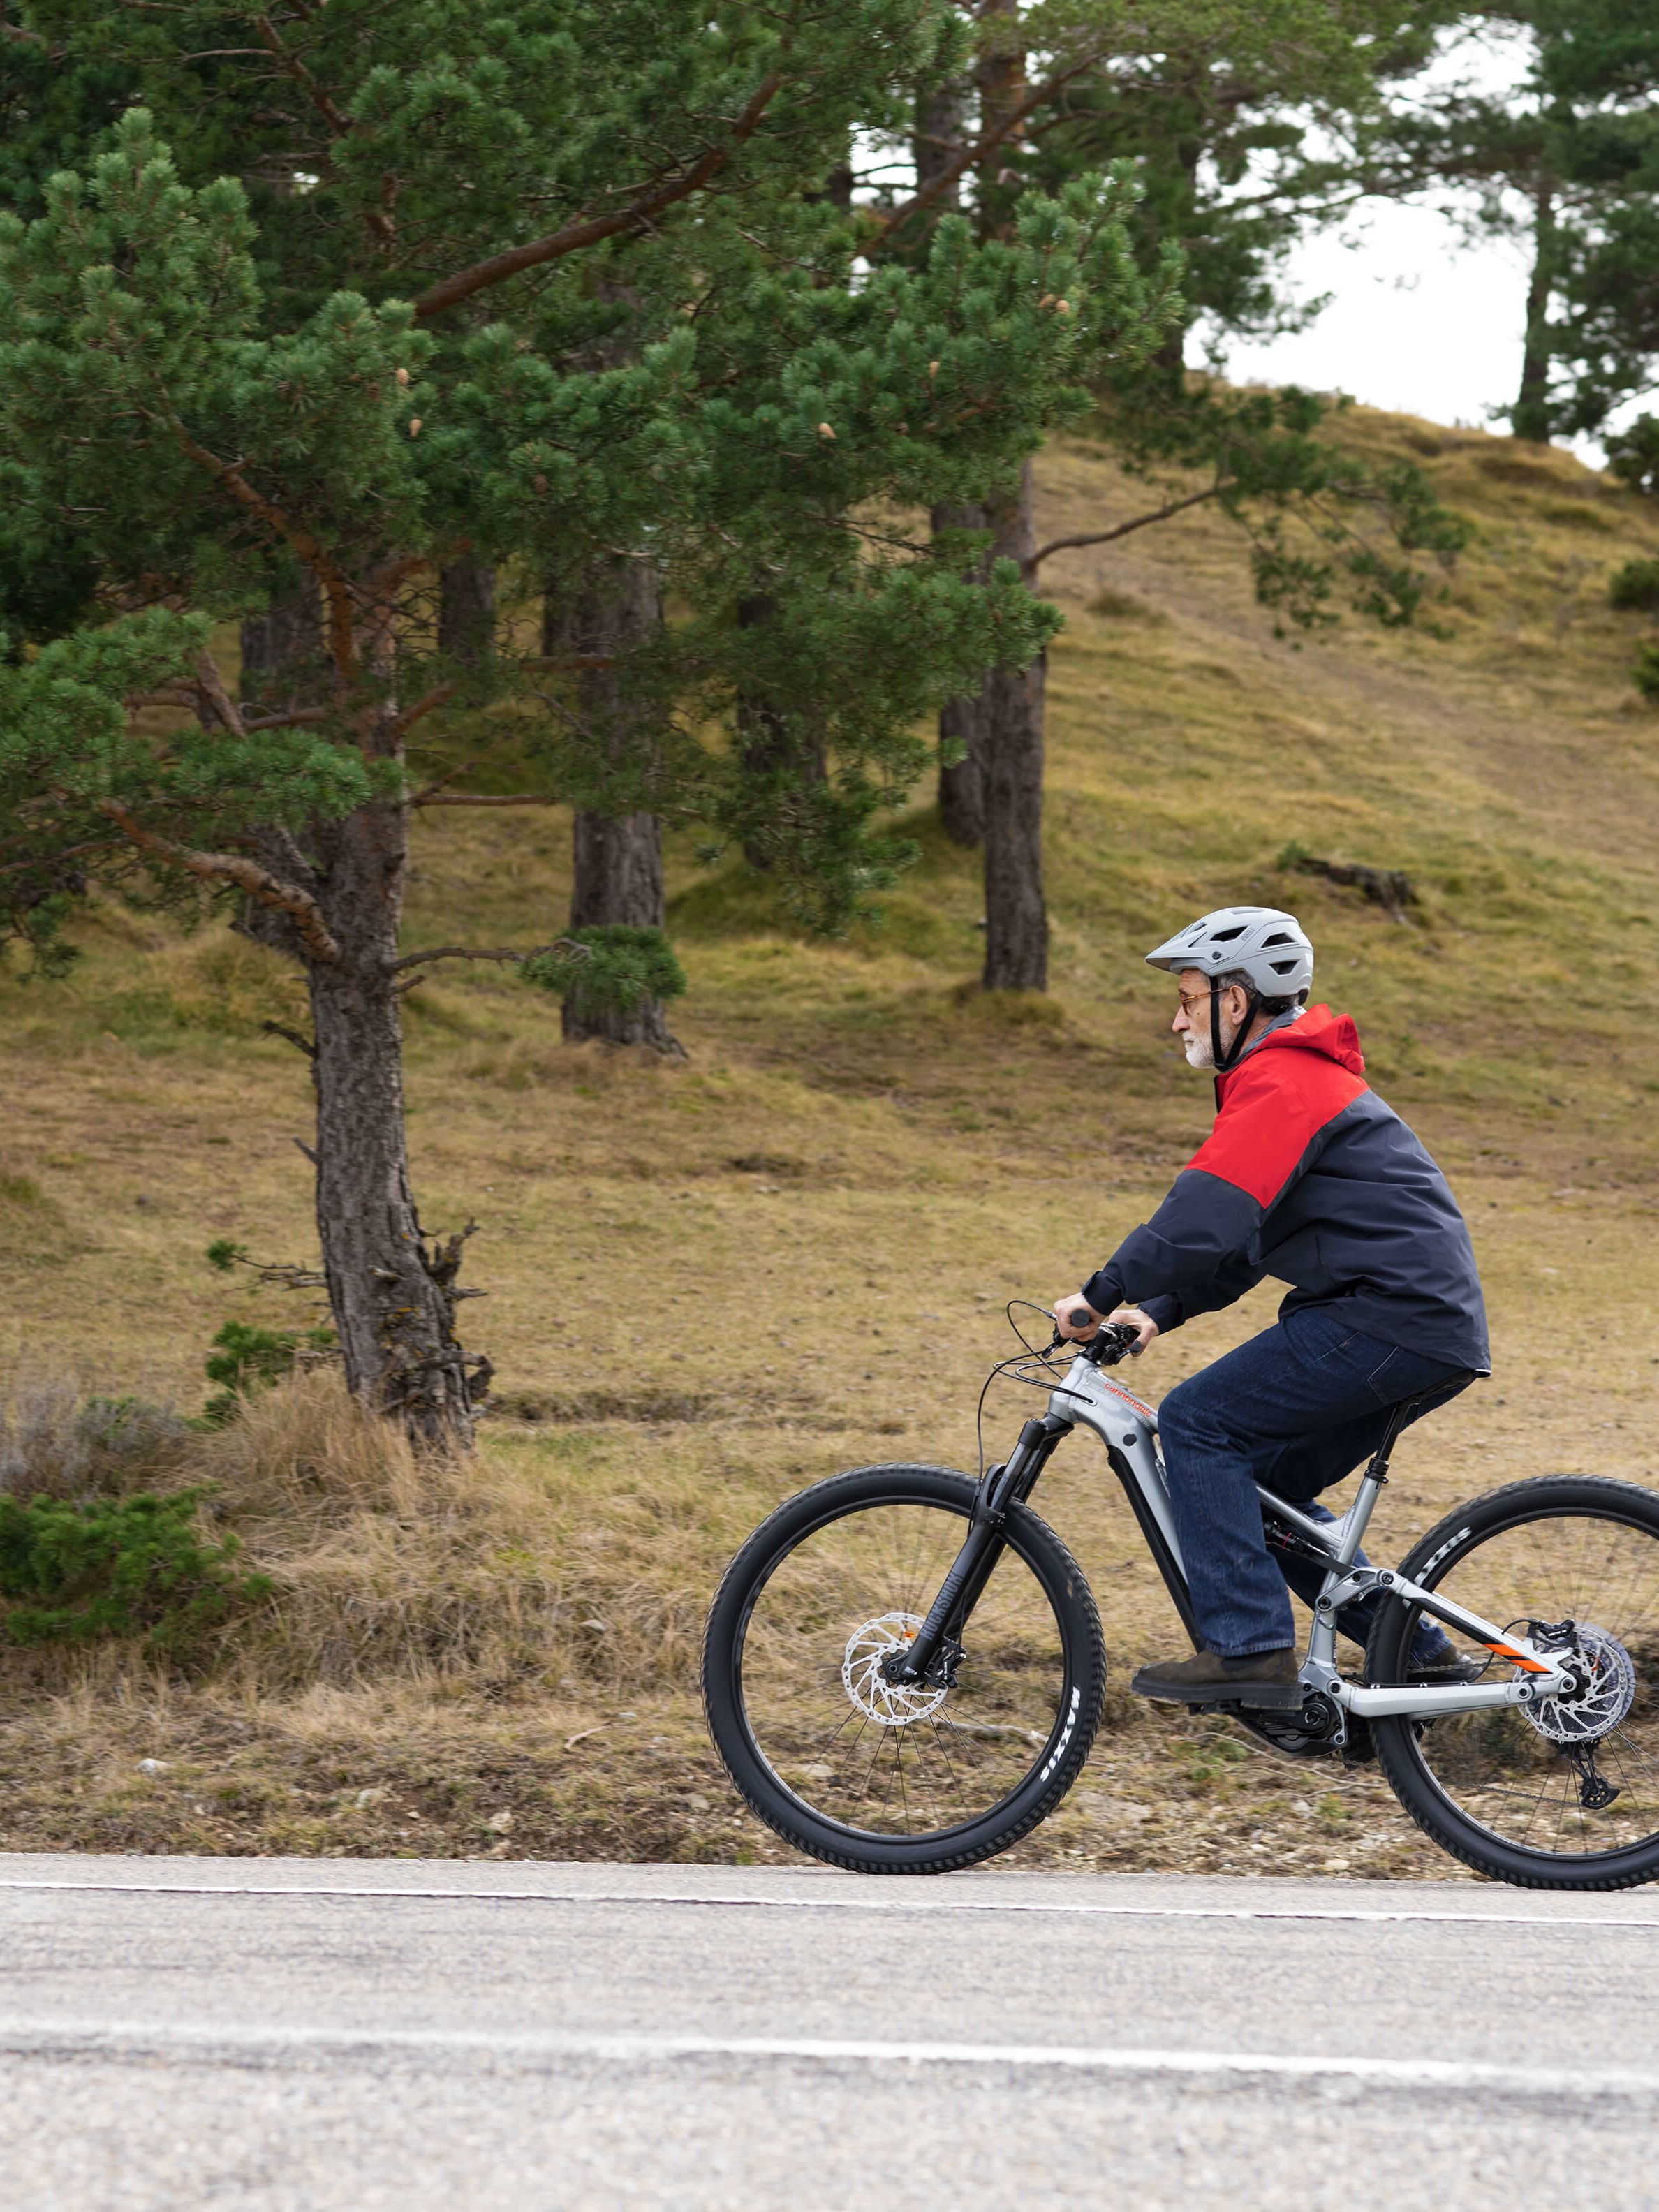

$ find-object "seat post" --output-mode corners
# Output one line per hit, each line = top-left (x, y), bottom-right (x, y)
(1335, 1371), (1480, 1568)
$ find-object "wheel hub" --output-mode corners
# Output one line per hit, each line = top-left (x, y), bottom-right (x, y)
(842, 1612), (949, 1727)
(1524, 1623), (1637, 1746)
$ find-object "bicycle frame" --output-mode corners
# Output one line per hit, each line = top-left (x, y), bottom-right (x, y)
(892, 1351), (1576, 1725)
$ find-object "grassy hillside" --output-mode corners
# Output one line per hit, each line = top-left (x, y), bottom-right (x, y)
(2, 401), (1657, 1876)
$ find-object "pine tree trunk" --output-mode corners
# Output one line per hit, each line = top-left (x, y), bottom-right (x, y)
(980, 460), (1047, 992)
(966, 8), (1048, 981)
(931, 500), (988, 845)
(545, 558), (679, 1050)
(438, 563), (496, 663)
(1514, 179), (1558, 445)
(735, 593), (825, 871)
(239, 592), (485, 1447)
(566, 809), (674, 1049)
(938, 687), (987, 846)
(305, 802), (483, 1441)
(913, 81), (967, 207)
(240, 582), (323, 710)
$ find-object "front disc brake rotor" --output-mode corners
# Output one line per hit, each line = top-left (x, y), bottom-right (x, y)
(841, 1612), (949, 1727)
(1524, 1623), (1637, 1746)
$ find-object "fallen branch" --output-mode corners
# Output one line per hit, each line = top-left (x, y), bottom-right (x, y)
(1283, 849), (1417, 923)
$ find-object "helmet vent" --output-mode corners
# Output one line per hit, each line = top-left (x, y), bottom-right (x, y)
(1269, 957), (1299, 975)
(1262, 931), (1293, 946)
(1209, 924), (1246, 942)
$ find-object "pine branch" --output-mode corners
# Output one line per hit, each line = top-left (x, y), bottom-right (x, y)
(1028, 486), (1225, 573)
(0, 836), (120, 881)
(97, 802), (342, 964)
(263, 1019), (318, 1059)
(879, 47), (1106, 235)
(242, 707), (330, 732)
(388, 681), (456, 739)
(413, 69), (786, 322)
(253, 13), (351, 137)
(167, 422), (357, 679)
(192, 647), (248, 738)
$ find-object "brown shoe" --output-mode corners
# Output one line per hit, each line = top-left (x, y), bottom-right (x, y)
(1130, 1646), (1302, 1711)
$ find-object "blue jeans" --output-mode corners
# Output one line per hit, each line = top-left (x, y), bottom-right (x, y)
(1156, 1306), (1473, 1659)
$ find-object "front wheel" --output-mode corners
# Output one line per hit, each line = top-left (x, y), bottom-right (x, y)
(702, 1463), (1106, 1873)
(1369, 1476), (1659, 1889)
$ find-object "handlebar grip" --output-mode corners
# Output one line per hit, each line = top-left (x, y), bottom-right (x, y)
(1066, 1307), (1096, 1332)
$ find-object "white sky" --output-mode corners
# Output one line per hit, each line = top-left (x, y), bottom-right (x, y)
(1211, 198), (1547, 445)
(1201, 27), (1614, 466)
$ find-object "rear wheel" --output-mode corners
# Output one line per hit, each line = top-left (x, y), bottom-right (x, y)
(702, 1463), (1106, 1873)
(1369, 1477), (1659, 1889)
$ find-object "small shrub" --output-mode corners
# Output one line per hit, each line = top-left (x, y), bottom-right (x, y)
(0, 1385), (191, 1501)
(522, 925), (687, 1023)
(202, 1320), (336, 1426)
(0, 1489), (269, 1648)
(1609, 558), (1659, 614)
(1635, 644), (1659, 705)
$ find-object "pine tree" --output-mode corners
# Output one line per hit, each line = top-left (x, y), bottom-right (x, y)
(0, 3), (1167, 1439)
(886, 0), (1463, 989)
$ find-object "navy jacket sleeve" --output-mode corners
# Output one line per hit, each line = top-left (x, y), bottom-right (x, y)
(1135, 1247), (1270, 1336)
(1082, 1170), (1265, 1321)
(1082, 1040), (1368, 1325)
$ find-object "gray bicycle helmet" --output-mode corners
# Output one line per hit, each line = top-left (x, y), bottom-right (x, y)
(1144, 906), (1313, 1072)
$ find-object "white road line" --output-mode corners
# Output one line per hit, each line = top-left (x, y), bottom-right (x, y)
(1, 2017), (1656, 2098)
(1, 1876), (1657, 1933)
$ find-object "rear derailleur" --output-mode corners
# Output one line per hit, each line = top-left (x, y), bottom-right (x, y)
(1562, 1740), (1621, 1811)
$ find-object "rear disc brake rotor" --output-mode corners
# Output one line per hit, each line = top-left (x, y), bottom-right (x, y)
(1524, 1623), (1637, 1746)
(841, 1612), (949, 1727)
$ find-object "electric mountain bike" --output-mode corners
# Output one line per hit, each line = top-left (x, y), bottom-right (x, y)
(702, 1315), (1659, 1889)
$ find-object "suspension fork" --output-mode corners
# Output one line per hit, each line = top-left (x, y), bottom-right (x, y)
(886, 1415), (1074, 1686)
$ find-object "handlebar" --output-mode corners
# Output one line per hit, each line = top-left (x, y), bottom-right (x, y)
(1047, 1318), (1140, 1368)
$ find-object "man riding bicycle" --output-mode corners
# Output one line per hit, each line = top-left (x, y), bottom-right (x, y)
(1053, 906), (1488, 1709)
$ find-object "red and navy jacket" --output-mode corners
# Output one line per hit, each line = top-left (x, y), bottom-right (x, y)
(1082, 1005), (1490, 1372)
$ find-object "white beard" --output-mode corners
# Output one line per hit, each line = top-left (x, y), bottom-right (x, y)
(1181, 1026), (1217, 1070)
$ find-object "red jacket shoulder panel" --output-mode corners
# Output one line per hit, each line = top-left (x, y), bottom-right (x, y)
(1188, 1028), (1369, 1207)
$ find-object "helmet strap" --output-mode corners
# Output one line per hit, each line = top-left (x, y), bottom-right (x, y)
(1210, 979), (1257, 1075)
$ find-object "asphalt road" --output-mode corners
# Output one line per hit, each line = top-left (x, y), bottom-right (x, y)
(6, 1855), (1659, 2210)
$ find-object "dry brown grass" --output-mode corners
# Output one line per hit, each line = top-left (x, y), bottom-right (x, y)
(1, 401), (1658, 1873)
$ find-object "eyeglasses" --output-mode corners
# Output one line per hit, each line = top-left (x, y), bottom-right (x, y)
(1175, 986), (1218, 1016)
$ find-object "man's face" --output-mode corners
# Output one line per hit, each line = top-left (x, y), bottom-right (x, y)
(1171, 967), (1249, 1070)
